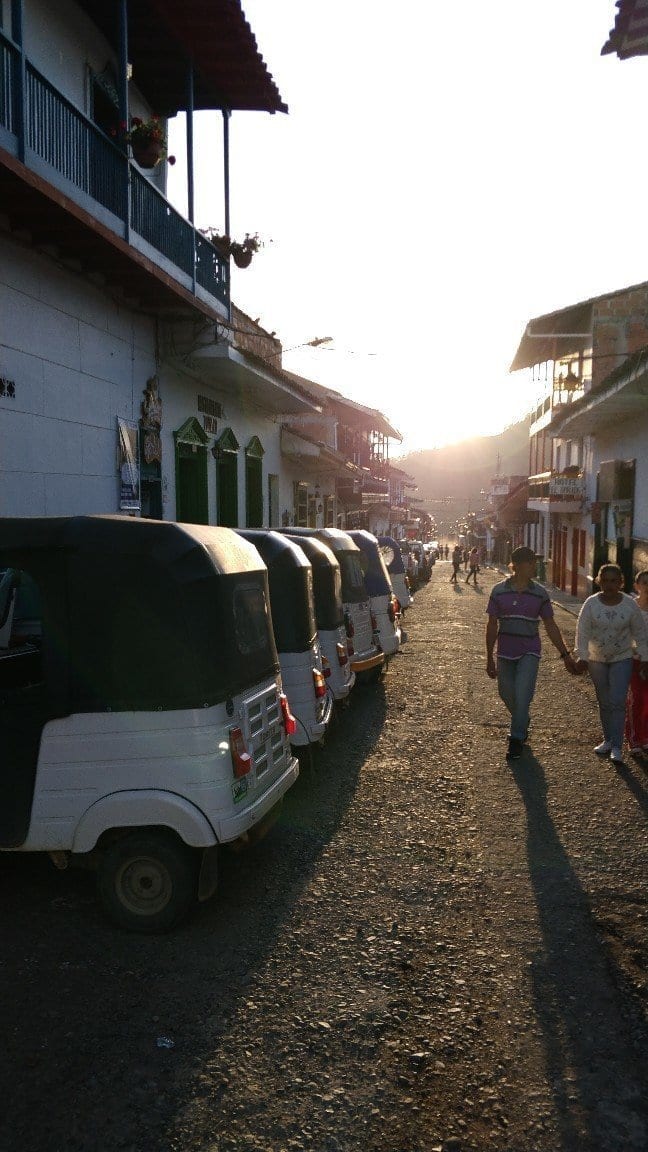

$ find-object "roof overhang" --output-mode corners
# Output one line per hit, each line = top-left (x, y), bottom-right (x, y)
(77, 0), (287, 115)
(510, 301), (594, 372)
(551, 362), (648, 437)
(188, 345), (321, 415)
(280, 428), (363, 478)
(602, 0), (648, 58)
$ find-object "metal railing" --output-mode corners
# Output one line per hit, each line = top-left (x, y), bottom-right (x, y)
(0, 30), (228, 308)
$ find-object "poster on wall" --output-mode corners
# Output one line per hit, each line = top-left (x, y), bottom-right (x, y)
(118, 418), (141, 512)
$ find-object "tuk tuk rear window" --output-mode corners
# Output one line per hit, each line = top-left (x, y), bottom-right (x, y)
(233, 583), (272, 655)
(338, 552), (367, 602)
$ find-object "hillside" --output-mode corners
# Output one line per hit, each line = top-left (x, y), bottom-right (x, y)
(396, 419), (529, 511)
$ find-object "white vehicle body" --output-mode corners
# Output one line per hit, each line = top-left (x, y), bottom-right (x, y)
(0, 517), (300, 931)
(349, 530), (401, 659)
(390, 570), (412, 610)
(278, 641), (334, 747)
(284, 534), (355, 703)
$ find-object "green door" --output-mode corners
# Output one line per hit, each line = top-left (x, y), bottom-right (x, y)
(215, 428), (240, 527)
(174, 419), (209, 524)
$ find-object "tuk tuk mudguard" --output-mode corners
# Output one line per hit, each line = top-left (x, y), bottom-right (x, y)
(71, 790), (218, 854)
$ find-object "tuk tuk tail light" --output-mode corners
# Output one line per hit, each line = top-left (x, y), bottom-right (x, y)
(370, 609), (378, 632)
(313, 667), (327, 698)
(229, 726), (253, 778)
(322, 655), (332, 679)
(336, 642), (348, 666)
(280, 692), (297, 736)
(347, 640), (355, 657)
(388, 598), (397, 623)
(405, 574), (411, 590)
(344, 611), (354, 638)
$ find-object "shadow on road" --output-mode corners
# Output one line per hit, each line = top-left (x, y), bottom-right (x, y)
(610, 759), (648, 818)
(512, 752), (648, 1151)
(0, 684), (388, 1151)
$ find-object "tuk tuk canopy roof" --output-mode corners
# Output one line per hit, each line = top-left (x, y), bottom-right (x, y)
(237, 531), (317, 653)
(348, 530), (393, 597)
(0, 516), (278, 713)
(284, 534), (343, 631)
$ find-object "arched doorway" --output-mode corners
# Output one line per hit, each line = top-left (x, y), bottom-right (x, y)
(245, 436), (264, 527)
(215, 428), (240, 527)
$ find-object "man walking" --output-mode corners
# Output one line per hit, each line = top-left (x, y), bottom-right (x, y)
(465, 546), (480, 586)
(485, 546), (577, 759)
(450, 544), (462, 584)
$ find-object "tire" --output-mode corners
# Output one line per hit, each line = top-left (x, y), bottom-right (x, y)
(96, 831), (199, 934)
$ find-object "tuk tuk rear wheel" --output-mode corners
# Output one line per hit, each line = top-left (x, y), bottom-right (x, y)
(97, 831), (198, 933)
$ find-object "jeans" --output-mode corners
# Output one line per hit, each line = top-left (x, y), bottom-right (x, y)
(497, 654), (540, 740)
(587, 659), (633, 750)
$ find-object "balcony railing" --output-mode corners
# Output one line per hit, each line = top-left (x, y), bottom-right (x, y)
(0, 30), (228, 309)
(528, 470), (585, 502)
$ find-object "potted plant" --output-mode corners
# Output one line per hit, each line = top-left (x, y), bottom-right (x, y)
(124, 116), (176, 168)
(231, 232), (262, 269)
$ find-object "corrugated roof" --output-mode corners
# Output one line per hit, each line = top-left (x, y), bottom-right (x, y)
(510, 278), (648, 371)
(78, 0), (287, 116)
(602, 0), (648, 58)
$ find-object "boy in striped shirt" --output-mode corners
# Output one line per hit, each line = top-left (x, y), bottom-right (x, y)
(485, 546), (576, 759)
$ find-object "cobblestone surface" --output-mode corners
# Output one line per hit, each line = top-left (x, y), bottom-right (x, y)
(0, 561), (647, 1151)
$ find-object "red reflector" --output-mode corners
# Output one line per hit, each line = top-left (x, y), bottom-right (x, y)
(370, 611), (378, 631)
(344, 612), (354, 638)
(280, 692), (297, 736)
(336, 642), (348, 666)
(322, 656), (332, 678)
(388, 600), (396, 622)
(229, 726), (252, 778)
(313, 668), (327, 698)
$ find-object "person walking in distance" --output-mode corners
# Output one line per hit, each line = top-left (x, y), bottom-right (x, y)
(574, 563), (648, 764)
(625, 570), (648, 760)
(465, 546), (480, 586)
(486, 545), (577, 760)
(450, 544), (462, 584)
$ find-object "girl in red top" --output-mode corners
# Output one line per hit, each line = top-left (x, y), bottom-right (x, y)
(625, 569), (648, 759)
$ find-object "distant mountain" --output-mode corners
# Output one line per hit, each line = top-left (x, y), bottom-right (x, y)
(396, 419), (529, 512)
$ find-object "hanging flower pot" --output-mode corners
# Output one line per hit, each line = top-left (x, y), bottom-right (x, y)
(131, 139), (164, 168)
(231, 242), (253, 269)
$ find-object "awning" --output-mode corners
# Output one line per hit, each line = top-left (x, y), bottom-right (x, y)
(510, 301), (594, 372)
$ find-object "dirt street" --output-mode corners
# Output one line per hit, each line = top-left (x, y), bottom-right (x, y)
(1, 562), (647, 1152)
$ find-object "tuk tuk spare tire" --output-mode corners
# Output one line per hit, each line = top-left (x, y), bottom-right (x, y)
(96, 830), (199, 933)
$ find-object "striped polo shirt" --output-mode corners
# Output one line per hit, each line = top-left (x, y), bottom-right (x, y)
(486, 578), (553, 660)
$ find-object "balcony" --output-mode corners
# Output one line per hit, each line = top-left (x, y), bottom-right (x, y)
(0, 30), (228, 317)
(528, 470), (585, 514)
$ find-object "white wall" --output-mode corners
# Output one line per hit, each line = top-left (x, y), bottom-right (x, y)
(0, 236), (156, 516)
(593, 415), (648, 540)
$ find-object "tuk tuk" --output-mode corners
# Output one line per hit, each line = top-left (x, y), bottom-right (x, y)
(284, 533), (355, 703)
(237, 531), (333, 748)
(348, 530), (401, 658)
(286, 528), (385, 682)
(0, 516), (299, 932)
(378, 535), (412, 610)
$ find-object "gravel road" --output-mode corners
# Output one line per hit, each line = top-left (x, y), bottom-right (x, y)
(1, 562), (647, 1152)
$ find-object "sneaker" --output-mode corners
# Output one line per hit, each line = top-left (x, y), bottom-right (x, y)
(594, 740), (612, 756)
(507, 737), (524, 760)
(610, 747), (624, 764)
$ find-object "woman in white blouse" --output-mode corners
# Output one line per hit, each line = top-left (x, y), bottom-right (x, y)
(575, 564), (648, 763)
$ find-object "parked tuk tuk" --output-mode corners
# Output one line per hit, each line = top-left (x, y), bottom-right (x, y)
(348, 530), (401, 658)
(286, 528), (385, 682)
(378, 535), (413, 610)
(284, 533), (355, 703)
(0, 516), (299, 932)
(237, 531), (333, 749)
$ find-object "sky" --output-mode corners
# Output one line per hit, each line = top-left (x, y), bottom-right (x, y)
(168, 1), (648, 456)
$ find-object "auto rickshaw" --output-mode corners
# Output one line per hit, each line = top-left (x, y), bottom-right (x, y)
(284, 533), (355, 704)
(237, 530), (333, 749)
(285, 528), (385, 683)
(378, 535), (413, 610)
(0, 516), (299, 932)
(348, 530), (401, 658)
